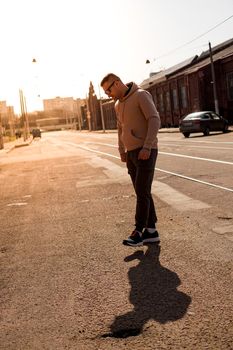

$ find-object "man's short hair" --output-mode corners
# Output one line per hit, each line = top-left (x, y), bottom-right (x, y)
(100, 73), (121, 86)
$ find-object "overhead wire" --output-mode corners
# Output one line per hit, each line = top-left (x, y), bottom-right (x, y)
(154, 14), (233, 60)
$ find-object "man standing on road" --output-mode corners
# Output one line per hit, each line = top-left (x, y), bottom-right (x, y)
(100, 73), (161, 247)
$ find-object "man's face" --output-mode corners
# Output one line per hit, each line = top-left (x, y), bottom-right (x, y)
(102, 80), (119, 99)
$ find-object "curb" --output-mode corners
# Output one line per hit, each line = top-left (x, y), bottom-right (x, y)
(159, 128), (179, 133)
(2, 137), (33, 154)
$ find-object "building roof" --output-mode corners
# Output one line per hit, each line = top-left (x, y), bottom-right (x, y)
(140, 37), (233, 89)
(140, 71), (166, 90)
(198, 37), (233, 61)
(140, 56), (197, 89)
(171, 44), (233, 78)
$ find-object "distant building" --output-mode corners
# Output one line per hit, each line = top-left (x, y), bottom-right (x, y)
(43, 97), (75, 113)
(0, 101), (15, 136)
(0, 101), (8, 114)
(41, 96), (84, 131)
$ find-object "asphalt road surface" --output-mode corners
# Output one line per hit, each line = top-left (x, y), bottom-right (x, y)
(0, 130), (232, 350)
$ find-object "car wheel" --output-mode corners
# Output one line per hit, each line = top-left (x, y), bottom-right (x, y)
(203, 127), (210, 136)
(183, 132), (190, 138)
(223, 124), (228, 133)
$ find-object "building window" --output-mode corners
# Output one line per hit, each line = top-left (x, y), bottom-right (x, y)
(180, 86), (188, 109)
(172, 88), (178, 109)
(159, 93), (164, 113)
(227, 72), (233, 100)
(165, 91), (171, 111)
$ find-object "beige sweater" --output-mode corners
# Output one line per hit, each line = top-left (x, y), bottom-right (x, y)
(115, 82), (161, 153)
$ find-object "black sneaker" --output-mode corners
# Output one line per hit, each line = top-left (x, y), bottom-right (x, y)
(142, 229), (160, 243)
(123, 230), (143, 247)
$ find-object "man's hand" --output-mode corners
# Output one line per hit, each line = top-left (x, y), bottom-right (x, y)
(138, 148), (151, 160)
(120, 152), (127, 162)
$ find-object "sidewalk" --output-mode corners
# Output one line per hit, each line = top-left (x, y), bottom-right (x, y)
(0, 136), (33, 155)
(159, 127), (179, 133)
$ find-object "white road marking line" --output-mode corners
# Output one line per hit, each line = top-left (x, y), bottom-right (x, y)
(89, 156), (126, 179)
(83, 142), (233, 165)
(88, 139), (233, 150)
(84, 141), (117, 148)
(212, 224), (233, 235)
(7, 202), (27, 207)
(160, 139), (233, 144)
(67, 143), (119, 159)
(156, 168), (233, 193)
(159, 151), (233, 165)
(75, 150), (210, 211)
(159, 143), (233, 150)
(75, 154), (129, 188)
(73, 144), (233, 193)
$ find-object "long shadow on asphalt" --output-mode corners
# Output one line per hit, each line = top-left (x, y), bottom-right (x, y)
(102, 244), (191, 338)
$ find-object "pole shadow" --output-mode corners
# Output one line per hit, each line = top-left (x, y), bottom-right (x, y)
(103, 245), (191, 338)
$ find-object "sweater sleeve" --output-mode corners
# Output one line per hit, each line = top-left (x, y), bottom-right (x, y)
(117, 120), (126, 154)
(138, 90), (161, 149)
(143, 117), (161, 150)
(115, 102), (126, 154)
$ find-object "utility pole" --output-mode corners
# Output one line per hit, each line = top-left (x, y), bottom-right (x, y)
(98, 85), (105, 133)
(86, 96), (91, 131)
(8, 107), (15, 139)
(77, 108), (82, 131)
(24, 95), (30, 136)
(19, 89), (28, 141)
(0, 115), (4, 149)
(209, 42), (219, 114)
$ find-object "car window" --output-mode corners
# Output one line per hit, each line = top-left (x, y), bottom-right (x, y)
(184, 115), (200, 120)
(201, 114), (210, 120)
(211, 113), (220, 120)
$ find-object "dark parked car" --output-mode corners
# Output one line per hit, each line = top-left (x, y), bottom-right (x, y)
(179, 111), (228, 138)
(31, 128), (41, 138)
(15, 130), (22, 138)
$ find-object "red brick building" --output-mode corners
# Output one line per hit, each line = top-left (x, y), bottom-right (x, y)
(141, 38), (233, 126)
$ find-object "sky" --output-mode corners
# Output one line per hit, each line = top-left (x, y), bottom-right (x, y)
(0, 0), (233, 113)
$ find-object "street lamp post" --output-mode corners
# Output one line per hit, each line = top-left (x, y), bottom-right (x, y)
(209, 42), (219, 115)
(32, 58), (42, 111)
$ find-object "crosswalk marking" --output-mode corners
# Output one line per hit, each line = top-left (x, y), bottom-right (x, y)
(76, 153), (211, 211)
(152, 181), (210, 211)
